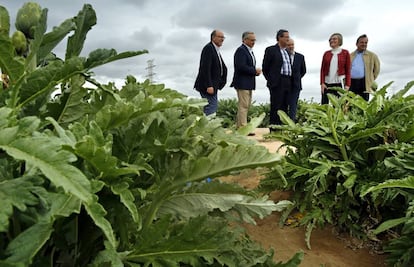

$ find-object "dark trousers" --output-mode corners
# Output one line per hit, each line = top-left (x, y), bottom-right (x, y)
(350, 77), (369, 101)
(287, 88), (300, 121)
(321, 83), (341, 104)
(269, 76), (292, 129)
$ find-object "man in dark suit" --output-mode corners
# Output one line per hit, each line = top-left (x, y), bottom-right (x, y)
(262, 29), (292, 131)
(231, 31), (262, 131)
(286, 38), (306, 121)
(194, 29), (227, 116)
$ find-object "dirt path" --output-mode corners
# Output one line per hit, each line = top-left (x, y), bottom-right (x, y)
(221, 128), (387, 267)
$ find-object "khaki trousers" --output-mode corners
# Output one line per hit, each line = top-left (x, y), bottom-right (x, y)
(236, 89), (252, 128)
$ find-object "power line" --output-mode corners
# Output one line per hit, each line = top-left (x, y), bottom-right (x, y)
(146, 59), (156, 83)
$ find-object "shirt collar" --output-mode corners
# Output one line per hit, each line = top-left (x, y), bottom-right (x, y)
(243, 43), (253, 52)
(212, 42), (220, 51)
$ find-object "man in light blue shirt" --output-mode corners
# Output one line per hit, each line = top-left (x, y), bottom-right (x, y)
(350, 34), (380, 101)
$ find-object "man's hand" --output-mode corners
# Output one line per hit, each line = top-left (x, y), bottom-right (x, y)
(320, 84), (327, 94)
(206, 87), (214, 94)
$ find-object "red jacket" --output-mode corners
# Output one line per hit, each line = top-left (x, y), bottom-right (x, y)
(320, 49), (351, 87)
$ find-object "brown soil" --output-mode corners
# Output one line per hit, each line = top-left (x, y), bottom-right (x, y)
(220, 128), (387, 267)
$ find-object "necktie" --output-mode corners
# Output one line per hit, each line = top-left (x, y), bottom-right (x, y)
(218, 53), (223, 76)
(251, 51), (256, 66)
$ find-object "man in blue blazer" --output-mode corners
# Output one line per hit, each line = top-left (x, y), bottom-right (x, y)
(286, 38), (306, 121)
(231, 31), (262, 131)
(194, 30), (227, 116)
(262, 29), (292, 132)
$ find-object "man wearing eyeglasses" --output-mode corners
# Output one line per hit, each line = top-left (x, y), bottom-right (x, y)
(230, 31), (261, 133)
(194, 29), (228, 116)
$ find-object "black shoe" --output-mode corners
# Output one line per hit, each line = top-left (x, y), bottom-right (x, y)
(248, 132), (256, 136)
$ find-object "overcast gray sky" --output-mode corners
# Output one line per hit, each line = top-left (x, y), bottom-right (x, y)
(2, 0), (414, 103)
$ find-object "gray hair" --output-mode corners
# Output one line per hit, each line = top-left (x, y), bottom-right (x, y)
(242, 31), (254, 40)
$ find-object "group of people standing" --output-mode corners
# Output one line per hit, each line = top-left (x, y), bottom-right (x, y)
(194, 29), (380, 133)
(321, 33), (380, 104)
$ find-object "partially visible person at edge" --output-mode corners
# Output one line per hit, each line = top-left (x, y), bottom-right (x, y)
(194, 29), (227, 116)
(320, 33), (351, 104)
(350, 34), (380, 101)
(262, 29), (292, 132)
(286, 38), (306, 121)
(230, 31), (262, 135)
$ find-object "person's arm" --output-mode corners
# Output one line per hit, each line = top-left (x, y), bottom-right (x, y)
(320, 52), (327, 93)
(300, 54), (306, 78)
(373, 53), (380, 80)
(199, 45), (215, 94)
(201, 46), (214, 86)
(262, 47), (272, 80)
(344, 50), (351, 89)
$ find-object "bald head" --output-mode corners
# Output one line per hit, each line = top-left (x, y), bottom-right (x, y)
(287, 39), (295, 54)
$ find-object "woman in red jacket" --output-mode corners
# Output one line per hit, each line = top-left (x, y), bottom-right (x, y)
(320, 33), (351, 104)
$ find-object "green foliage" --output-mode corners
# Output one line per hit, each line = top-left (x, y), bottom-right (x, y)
(0, 3), (301, 267)
(217, 98), (238, 128)
(217, 98), (270, 128)
(0, 6), (10, 35)
(362, 146), (414, 266)
(259, 84), (414, 254)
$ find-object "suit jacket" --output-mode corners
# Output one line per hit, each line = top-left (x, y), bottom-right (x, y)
(230, 44), (257, 90)
(194, 42), (227, 93)
(291, 52), (306, 91)
(262, 43), (284, 89)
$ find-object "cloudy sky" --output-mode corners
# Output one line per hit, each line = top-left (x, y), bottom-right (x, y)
(2, 0), (414, 103)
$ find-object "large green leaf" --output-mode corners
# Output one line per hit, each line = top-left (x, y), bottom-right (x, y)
(126, 216), (284, 267)
(0, 134), (92, 203)
(362, 176), (414, 196)
(73, 120), (147, 178)
(0, 34), (24, 81)
(4, 222), (53, 265)
(84, 196), (116, 248)
(38, 18), (76, 62)
(85, 49), (148, 69)
(111, 182), (140, 226)
(157, 192), (290, 224)
(236, 112), (266, 136)
(373, 217), (408, 235)
(66, 4), (96, 59)
(2, 192), (81, 265)
(188, 145), (282, 182)
(53, 76), (91, 125)
(0, 177), (41, 232)
(18, 57), (86, 107)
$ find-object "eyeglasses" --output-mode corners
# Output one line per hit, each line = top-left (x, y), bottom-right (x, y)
(248, 38), (256, 41)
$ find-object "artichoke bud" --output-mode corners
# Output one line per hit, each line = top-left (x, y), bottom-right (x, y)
(12, 30), (28, 56)
(15, 2), (42, 39)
